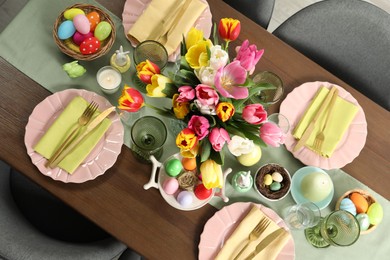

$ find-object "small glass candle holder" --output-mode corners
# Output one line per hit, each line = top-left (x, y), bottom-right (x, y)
(251, 71), (284, 107)
(96, 66), (122, 94)
(133, 40), (168, 70)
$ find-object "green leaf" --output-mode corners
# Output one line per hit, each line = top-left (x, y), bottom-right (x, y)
(200, 140), (211, 162)
(162, 83), (178, 98)
(210, 149), (224, 165)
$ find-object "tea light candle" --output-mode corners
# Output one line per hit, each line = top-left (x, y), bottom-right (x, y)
(97, 66), (122, 94)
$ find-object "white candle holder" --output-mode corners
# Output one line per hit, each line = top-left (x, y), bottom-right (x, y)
(96, 66), (122, 94)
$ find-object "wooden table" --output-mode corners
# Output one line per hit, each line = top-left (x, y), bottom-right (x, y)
(0, 0), (389, 259)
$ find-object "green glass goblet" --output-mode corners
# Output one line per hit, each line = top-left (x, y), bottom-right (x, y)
(305, 210), (360, 248)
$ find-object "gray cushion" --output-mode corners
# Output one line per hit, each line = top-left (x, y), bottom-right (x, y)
(223, 0), (275, 29)
(273, 0), (390, 110)
(0, 160), (127, 260)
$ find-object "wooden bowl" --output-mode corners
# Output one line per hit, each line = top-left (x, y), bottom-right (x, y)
(53, 3), (116, 61)
(335, 189), (377, 234)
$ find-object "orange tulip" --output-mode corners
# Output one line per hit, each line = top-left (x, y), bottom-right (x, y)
(117, 85), (144, 112)
(218, 18), (241, 42)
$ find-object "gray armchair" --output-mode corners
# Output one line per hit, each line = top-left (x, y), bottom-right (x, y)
(273, 0), (390, 110)
(223, 0), (276, 29)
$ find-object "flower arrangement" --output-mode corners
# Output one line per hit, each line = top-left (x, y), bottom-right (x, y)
(118, 18), (286, 190)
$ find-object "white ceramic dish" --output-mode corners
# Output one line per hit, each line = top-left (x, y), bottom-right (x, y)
(144, 153), (231, 211)
(24, 89), (124, 183)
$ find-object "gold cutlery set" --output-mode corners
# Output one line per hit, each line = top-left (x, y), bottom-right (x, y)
(45, 101), (115, 169)
(293, 86), (339, 154)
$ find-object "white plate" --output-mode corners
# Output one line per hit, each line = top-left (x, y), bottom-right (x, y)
(280, 81), (367, 169)
(24, 89), (124, 183)
(198, 202), (295, 260)
(290, 166), (334, 210)
(122, 0), (212, 62)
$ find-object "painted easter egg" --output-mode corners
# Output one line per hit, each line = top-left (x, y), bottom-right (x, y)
(63, 8), (85, 20)
(94, 21), (112, 41)
(339, 198), (357, 215)
(72, 31), (93, 45)
(64, 39), (81, 53)
(177, 191), (193, 207)
(86, 11), (100, 31)
(162, 177), (179, 195)
(79, 37), (100, 55)
(194, 184), (212, 200)
(57, 20), (76, 40)
(73, 14), (90, 34)
(367, 202), (383, 225)
(165, 159), (182, 177)
(350, 192), (369, 214)
(356, 213), (370, 231)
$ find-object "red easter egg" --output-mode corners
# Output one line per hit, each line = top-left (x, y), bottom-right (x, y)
(79, 37), (100, 55)
(72, 31), (93, 46)
(86, 11), (100, 31)
(194, 184), (212, 200)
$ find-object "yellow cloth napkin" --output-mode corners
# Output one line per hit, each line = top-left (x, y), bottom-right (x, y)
(293, 86), (359, 157)
(127, 0), (207, 56)
(34, 96), (112, 174)
(216, 205), (290, 260)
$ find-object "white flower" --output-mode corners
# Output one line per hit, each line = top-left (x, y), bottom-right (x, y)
(195, 66), (216, 86)
(194, 99), (216, 115)
(228, 135), (255, 156)
(209, 45), (228, 70)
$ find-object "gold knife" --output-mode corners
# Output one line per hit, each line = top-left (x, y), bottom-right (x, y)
(243, 228), (285, 260)
(293, 86), (337, 152)
(47, 106), (115, 168)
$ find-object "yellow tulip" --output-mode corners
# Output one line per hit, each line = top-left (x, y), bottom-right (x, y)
(176, 128), (198, 151)
(185, 39), (213, 69)
(200, 159), (223, 189)
(186, 27), (204, 50)
(172, 94), (190, 119)
(146, 74), (172, 97)
(216, 102), (235, 122)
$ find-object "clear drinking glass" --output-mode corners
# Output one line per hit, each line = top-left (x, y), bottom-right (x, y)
(267, 113), (290, 134)
(250, 71), (284, 107)
(133, 40), (168, 69)
(284, 202), (321, 230)
(130, 116), (167, 163)
(305, 210), (360, 248)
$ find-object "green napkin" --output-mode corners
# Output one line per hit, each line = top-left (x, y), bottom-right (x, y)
(34, 96), (112, 174)
(293, 86), (359, 157)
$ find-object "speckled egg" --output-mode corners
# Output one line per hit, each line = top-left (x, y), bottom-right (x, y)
(94, 21), (112, 41)
(339, 198), (357, 215)
(86, 11), (100, 31)
(57, 20), (76, 40)
(367, 202), (383, 225)
(263, 174), (273, 186)
(79, 37), (100, 54)
(350, 192), (369, 214)
(165, 159), (182, 177)
(271, 172), (283, 182)
(64, 8), (85, 20)
(356, 213), (370, 231)
(162, 177), (179, 195)
(177, 191), (193, 207)
(194, 184), (212, 200)
(73, 14), (90, 34)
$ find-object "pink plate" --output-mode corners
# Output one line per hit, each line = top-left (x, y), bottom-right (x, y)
(198, 202), (295, 260)
(122, 0), (212, 62)
(24, 89), (124, 183)
(280, 81), (367, 170)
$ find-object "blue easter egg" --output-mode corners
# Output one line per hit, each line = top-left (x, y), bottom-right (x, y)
(340, 198), (357, 215)
(58, 20), (76, 40)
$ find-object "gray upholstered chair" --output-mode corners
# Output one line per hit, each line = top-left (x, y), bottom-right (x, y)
(0, 160), (136, 260)
(223, 0), (275, 29)
(273, 0), (390, 110)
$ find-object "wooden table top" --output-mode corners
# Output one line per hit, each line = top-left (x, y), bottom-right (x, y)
(0, 0), (389, 259)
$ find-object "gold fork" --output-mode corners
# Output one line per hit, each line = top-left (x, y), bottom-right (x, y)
(313, 88), (339, 153)
(45, 101), (98, 168)
(233, 217), (271, 260)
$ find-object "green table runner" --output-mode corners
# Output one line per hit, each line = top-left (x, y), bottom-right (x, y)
(1, 1), (389, 259)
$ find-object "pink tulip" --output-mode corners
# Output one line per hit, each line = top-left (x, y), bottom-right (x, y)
(260, 122), (286, 147)
(242, 104), (267, 125)
(195, 84), (219, 106)
(214, 61), (248, 99)
(188, 115), (210, 140)
(177, 86), (195, 102)
(209, 127), (230, 152)
(235, 40), (264, 75)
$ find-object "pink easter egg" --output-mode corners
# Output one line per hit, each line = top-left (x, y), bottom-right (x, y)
(80, 37), (100, 55)
(162, 177), (179, 195)
(72, 31), (93, 46)
(73, 14), (90, 34)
